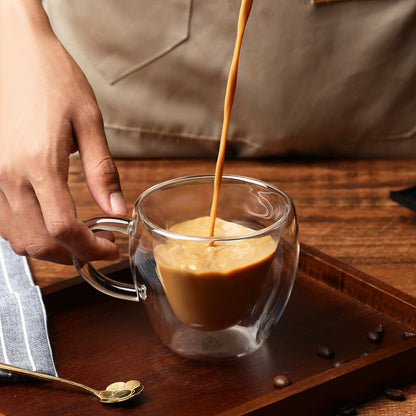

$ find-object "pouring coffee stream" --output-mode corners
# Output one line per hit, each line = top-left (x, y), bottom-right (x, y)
(154, 0), (260, 331)
(208, 0), (253, 237)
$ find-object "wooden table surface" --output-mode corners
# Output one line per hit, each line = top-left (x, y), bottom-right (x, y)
(30, 157), (416, 415)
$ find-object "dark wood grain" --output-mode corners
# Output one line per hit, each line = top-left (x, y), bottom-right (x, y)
(2, 245), (416, 416)
(299, 244), (416, 329)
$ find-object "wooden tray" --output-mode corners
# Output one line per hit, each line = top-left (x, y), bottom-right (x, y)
(1, 243), (416, 416)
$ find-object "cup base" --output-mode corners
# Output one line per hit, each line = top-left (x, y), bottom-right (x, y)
(167, 325), (263, 360)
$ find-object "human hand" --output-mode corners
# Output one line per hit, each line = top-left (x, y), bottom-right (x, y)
(0, 1), (127, 264)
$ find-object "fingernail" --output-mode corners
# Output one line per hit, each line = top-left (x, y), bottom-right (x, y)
(110, 192), (128, 216)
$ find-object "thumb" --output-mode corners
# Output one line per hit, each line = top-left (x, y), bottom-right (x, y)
(74, 108), (128, 216)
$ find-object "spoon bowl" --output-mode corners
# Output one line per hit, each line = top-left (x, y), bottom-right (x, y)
(99, 380), (144, 403)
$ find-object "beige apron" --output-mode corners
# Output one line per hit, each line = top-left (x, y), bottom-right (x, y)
(44, 0), (416, 158)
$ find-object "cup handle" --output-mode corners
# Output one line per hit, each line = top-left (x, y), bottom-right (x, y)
(73, 217), (139, 302)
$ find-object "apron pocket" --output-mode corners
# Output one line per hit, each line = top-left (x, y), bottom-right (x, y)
(47, 0), (192, 84)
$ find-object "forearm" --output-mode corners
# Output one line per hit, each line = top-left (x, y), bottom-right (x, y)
(0, 0), (53, 38)
(0, 0), (61, 90)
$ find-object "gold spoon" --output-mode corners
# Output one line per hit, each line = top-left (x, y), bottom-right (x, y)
(0, 362), (143, 404)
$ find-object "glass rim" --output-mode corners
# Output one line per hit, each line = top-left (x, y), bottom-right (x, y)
(135, 174), (294, 242)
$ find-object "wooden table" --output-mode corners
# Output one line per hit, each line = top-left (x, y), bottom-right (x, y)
(30, 157), (416, 415)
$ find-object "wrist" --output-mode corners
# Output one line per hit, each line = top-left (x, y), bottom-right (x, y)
(0, 0), (54, 43)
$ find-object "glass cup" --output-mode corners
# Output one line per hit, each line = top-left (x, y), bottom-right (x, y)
(74, 175), (299, 360)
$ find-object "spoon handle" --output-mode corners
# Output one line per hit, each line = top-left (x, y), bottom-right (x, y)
(0, 362), (99, 397)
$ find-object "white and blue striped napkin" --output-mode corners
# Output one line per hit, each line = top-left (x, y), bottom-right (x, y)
(0, 237), (57, 380)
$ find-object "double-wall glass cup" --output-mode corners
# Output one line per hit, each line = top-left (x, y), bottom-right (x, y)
(74, 175), (299, 360)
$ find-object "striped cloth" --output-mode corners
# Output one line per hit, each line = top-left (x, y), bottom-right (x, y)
(0, 237), (57, 380)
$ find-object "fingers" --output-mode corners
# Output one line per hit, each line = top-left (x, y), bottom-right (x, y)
(0, 152), (119, 264)
(0, 100), (123, 264)
(73, 104), (128, 217)
(0, 190), (23, 252)
(30, 165), (120, 263)
(0, 187), (73, 264)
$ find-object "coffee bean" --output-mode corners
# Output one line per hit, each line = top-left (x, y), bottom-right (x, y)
(317, 345), (335, 359)
(273, 374), (292, 388)
(402, 331), (416, 340)
(384, 387), (406, 402)
(367, 324), (384, 343)
(335, 402), (358, 416)
(367, 330), (383, 343)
